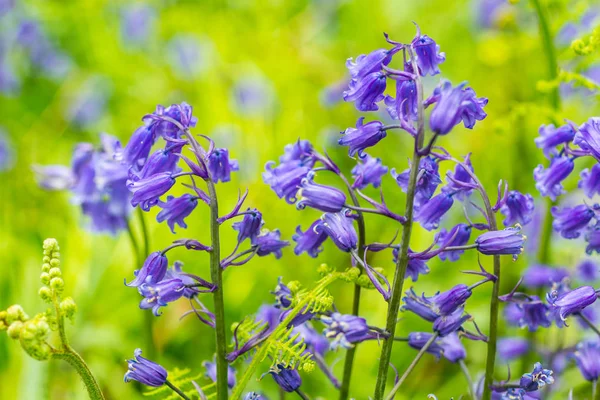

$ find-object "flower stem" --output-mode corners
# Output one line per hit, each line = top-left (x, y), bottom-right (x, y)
(165, 379), (191, 400)
(373, 47), (425, 400)
(384, 332), (439, 400)
(578, 313), (600, 338)
(459, 359), (475, 400)
(51, 350), (105, 400)
(337, 172), (366, 400)
(207, 179), (229, 400)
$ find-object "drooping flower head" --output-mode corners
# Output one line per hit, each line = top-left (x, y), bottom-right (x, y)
(551, 204), (598, 239)
(297, 174), (347, 213)
(270, 365), (302, 392)
(475, 226), (526, 260)
(129, 172), (176, 211)
(407, 332), (445, 359)
(292, 220), (328, 258)
(435, 224), (472, 262)
(442, 154), (475, 200)
(411, 26), (446, 76)
(156, 194), (198, 233)
(346, 48), (395, 80)
(572, 340), (600, 381)
(139, 278), (186, 316)
(207, 148), (239, 183)
(401, 288), (440, 322)
(427, 81), (488, 135)
(124, 349), (167, 387)
(519, 362), (554, 392)
(522, 265), (569, 289)
(263, 161), (311, 204)
(343, 71), (387, 112)
(534, 155), (574, 201)
(351, 154), (388, 190)
(392, 156), (441, 209)
(579, 164), (600, 198)
(547, 285), (598, 322)
(414, 192), (454, 231)
(534, 124), (576, 158)
(126, 252), (168, 287)
(439, 332), (466, 363)
(574, 117), (600, 161)
(498, 337), (529, 361)
(321, 312), (378, 349)
(232, 208), (264, 243)
(432, 307), (471, 336)
(254, 230), (289, 259)
(577, 259), (600, 282)
(501, 191), (535, 227)
(317, 209), (358, 252)
(339, 118), (387, 158)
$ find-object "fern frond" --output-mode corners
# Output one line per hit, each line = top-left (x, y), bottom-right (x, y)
(259, 327), (315, 372)
(231, 318), (268, 347)
(143, 368), (208, 399)
(290, 286), (334, 314)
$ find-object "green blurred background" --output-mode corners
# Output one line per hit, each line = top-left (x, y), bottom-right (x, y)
(0, 0), (599, 398)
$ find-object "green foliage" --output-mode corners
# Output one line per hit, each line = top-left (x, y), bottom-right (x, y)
(144, 368), (207, 400)
(571, 26), (600, 55)
(261, 326), (315, 373)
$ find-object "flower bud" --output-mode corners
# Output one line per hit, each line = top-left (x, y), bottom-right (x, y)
(40, 272), (50, 285)
(41, 263), (51, 272)
(7, 321), (23, 339)
(60, 297), (77, 320)
(50, 259), (60, 268)
(6, 305), (28, 324)
(48, 267), (62, 278)
(39, 287), (53, 303)
(287, 281), (302, 294)
(50, 277), (64, 293)
(342, 267), (361, 282)
(317, 263), (335, 276)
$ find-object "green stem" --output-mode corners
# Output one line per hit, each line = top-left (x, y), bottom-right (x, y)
(595, 380), (600, 400)
(373, 48), (425, 400)
(337, 173), (366, 400)
(207, 180), (228, 400)
(138, 207), (150, 259)
(125, 219), (141, 270)
(459, 359), (475, 400)
(578, 313), (600, 338)
(51, 350), (105, 400)
(384, 332), (439, 400)
(231, 273), (341, 399)
(165, 379), (191, 400)
(537, 199), (555, 263)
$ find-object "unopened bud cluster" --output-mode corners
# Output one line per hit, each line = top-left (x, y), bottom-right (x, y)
(0, 305), (51, 360)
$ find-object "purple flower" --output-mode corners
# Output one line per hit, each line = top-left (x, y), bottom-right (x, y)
(343, 72), (387, 112)
(433, 307), (471, 336)
(579, 164), (600, 198)
(507, 297), (551, 332)
(139, 278), (186, 316)
(442, 154), (475, 200)
(414, 192), (454, 231)
(346, 48), (395, 79)
(263, 162), (311, 204)
(208, 148), (239, 183)
(435, 224), (472, 262)
(280, 140), (315, 166)
(255, 230), (289, 259)
(426, 284), (473, 316)
(133, 142), (184, 180)
(317, 210), (358, 252)
(256, 304), (282, 332)
(297, 175), (347, 213)
(124, 349), (167, 387)
(577, 259), (600, 282)
(547, 285), (598, 322)
(572, 340), (600, 381)
(127, 252), (168, 287)
(475, 226), (526, 260)
(292, 220), (328, 258)
(522, 265), (569, 288)
(534, 156), (574, 201)
(33, 165), (74, 190)
(321, 312), (378, 349)
(143, 102), (197, 139)
(232, 208), (263, 243)
(272, 278), (293, 309)
(164, 261), (203, 299)
(270, 365), (301, 392)
(129, 172), (176, 211)
(428, 81), (488, 135)
(392, 156), (441, 209)
(551, 204), (597, 239)
(393, 249), (431, 281)
(204, 358), (237, 389)
(411, 29), (445, 76)
(501, 191), (535, 227)
(407, 332), (445, 359)
(122, 126), (156, 171)
(293, 323), (329, 356)
(519, 362), (554, 392)
(574, 117), (600, 161)
(351, 154), (388, 189)
(498, 337), (529, 361)
(534, 124), (576, 158)
(384, 76), (418, 122)
(440, 332), (467, 363)
(339, 118), (386, 158)
(586, 224), (600, 254)
(156, 194), (198, 233)
(401, 288), (440, 322)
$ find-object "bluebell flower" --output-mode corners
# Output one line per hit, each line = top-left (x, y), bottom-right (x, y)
(498, 337), (529, 361)
(127, 252), (168, 287)
(552, 204), (598, 239)
(207, 148), (239, 183)
(143, 102), (197, 139)
(129, 172), (176, 211)
(401, 288), (440, 322)
(273, 277), (292, 309)
(522, 265), (569, 288)
(435, 224), (472, 262)
(293, 323), (329, 356)
(292, 220), (328, 258)
(263, 162), (311, 203)
(534, 124), (576, 158)
(395, 249), (431, 281)
(428, 81), (487, 135)
(385, 76), (418, 122)
(256, 304), (282, 331)
(500, 388), (526, 399)
(518, 298), (552, 331)
(547, 285), (598, 322)
(339, 118), (386, 158)
(534, 156), (574, 200)
(254, 230), (289, 258)
(425, 284), (473, 316)
(270, 365), (302, 392)
(156, 194), (198, 233)
(572, 340), (600, 381)
(164, 261), (203, 299)
(519, 362), (554, 392)
(343, 72), (387, 112)
(124, 349), (167, 387)
(504, 302), (525, 327)
(346, 48), (395, 79)
(586, 224), (600, 254)
(133, 142), (184, 180)
(279, 140), (315, 166)
(440, 332), (466, 363)
(433, 307), (470, 337)
(407, 332), (445, 359)
(392, 156), (441, 209)
(139, 278), (186, 316)
(501, 191), (535, 227)
(232, 208), (264, 243)
(579, 164), (600, 198)
(351, 154), (388, 189)
(475, 226), (526, 260)
(317, 210), (358, 252)
(574, 117), (600, 161)
(297, 175), (347, 213)
(204, 358), (237, 389)
(321, 312), (378, 349)
(411, 28), (445, 76)
(122, 126), (156, 171)
(442, 154), (475, 200)
(577, 259), (600, 282)
(414, 192), (454, 231)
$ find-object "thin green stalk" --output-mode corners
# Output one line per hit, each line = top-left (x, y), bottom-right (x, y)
(51, 350), (105, 400)
(207, 180), (228, 400)
(125, 219), (141, 269)
(138, 207), (150, 259)
(373, 48), (425, 400)
(337, 173), (366, 400)
(165, 379), (191, 400)
(459, 359), (475, 400)
(384, 333), (439, 400)
(595, 380), (600, 400)
(578, 313), (600, 338)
